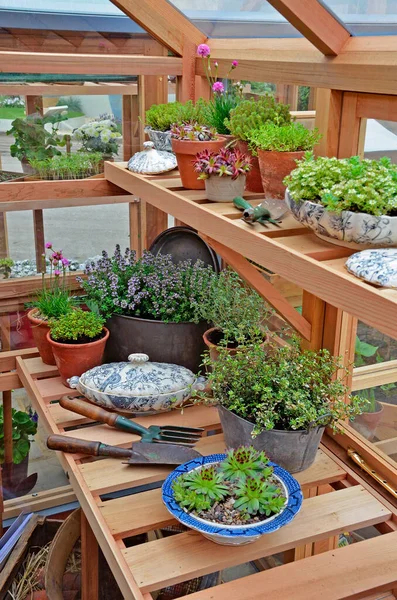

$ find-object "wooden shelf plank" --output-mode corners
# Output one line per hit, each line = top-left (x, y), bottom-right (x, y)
(124, 485), (391, 593)
(182, 530), (397, 600)
(23, 357), (59, 379)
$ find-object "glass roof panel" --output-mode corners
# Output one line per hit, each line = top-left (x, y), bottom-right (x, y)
(320, 1), (397, 36)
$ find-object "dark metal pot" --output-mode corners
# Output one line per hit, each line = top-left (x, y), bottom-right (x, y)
(104, 314), (209, 372)
(218, 405), (324, 473)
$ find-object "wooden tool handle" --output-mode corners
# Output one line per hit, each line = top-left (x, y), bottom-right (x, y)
(47, 435), (132, 458)
(60, 396), (119, 426)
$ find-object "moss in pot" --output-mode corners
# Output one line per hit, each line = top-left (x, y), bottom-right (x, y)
(48, 309), (109, 386)
(194, 339), (365, 472)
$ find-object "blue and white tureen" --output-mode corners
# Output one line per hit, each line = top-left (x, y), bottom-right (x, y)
(68, 353), (205, 415)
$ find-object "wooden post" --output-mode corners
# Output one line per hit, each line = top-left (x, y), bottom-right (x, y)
(81, 511), (99, 600)
(122, 95), (134, 161)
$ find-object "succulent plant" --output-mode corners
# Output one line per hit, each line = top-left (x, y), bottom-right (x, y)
(220, 447), (272, 481)
(170, 122), (218, 141)
(181, 465), (229, 501)
(248, 122), (322, 154)
(234, 477), (285, 516)
(224, 95), (291, 142)
(193, 147), (252, 180)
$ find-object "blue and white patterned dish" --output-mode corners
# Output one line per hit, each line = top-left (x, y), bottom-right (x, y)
(286, 190), (397, 249)
(346, 249), (397, 288)
(68, 353), (205, 415)
(162, 453), (303, 545)
(145, 128), (173, 153)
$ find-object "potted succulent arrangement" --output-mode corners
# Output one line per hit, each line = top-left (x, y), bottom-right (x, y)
(170, 123), (226, 190)
(195, 339), (365, 472)
(73, 115), (122, 160)
(162, 446), (303, 545)
(27, 243), (77, 365)
(145, 99), (208, 152)
(6, 113), (67, 174)
(77, 246), (217, 372)
(47, 309), (108, 386)
(248, 122), (321, 206)
(224, 95), (292, 193)
(193, 147), (252, 202)
(29, 152), (103, 180)
(285, 154), (397, 248)
(198, 269), (272, 360)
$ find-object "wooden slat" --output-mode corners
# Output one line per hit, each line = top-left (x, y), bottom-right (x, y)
(265, 0), (350, 56)
(124, 485), (391, 592)
(99, 449), (346, 538)
(352, 361), (397, 392)
(0, 83), (138, 96)
(183, 531), (397, 600)
(4, 484), (76, 520)
(24, 357), (59, 379)
(0, 51), (182, 75)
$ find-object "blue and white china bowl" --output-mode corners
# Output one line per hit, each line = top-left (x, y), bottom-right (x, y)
(286, 189), (397, 249)
(145, 127), (173, 153)
(346, 248), (397, 288)
(162, 453), (303, 546)
(68, 353), (205, 415)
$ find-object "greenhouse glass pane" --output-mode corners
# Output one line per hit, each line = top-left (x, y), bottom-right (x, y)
(321, 1), (397, 36)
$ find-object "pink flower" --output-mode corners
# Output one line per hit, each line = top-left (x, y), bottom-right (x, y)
(45, 242), (52, 249)
(212, 81), (224, 94)
(197, 43), (210, 58)
(232, 60), (238, 68)
(61, 258), (70, 266)
(54, 269), (61, 276)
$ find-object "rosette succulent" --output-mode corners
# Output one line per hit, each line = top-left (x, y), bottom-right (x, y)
(170, 122), (218, 141)
(193, 147), (252, 180)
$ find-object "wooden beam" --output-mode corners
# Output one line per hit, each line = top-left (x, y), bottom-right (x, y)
(202, 36), (397, 95)
(0, 51), (182, 76)
(266, 0), (350, 56)
(0, 83), (138, 96)
(109, 0), (206, 56)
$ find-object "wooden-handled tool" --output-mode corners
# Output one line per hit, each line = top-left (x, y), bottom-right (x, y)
(60, 396), (204, 445)
(47, 434), (133, 458)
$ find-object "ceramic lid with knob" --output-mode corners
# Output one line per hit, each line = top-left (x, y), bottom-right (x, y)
(69, 353), (196, 398)
(127, 142), (177, 175)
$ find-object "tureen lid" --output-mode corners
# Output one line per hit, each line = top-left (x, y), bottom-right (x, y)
(127, 142), (177, 174)
(76, 353), (196, 397)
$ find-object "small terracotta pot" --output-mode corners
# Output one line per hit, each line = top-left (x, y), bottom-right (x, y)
(205, 175), (246, 202)
(27, 309), (56, 365)
(171, 137), (226, 190)
(47, 327), (109, 386)
(236, 140), (263, 193)
(351, 402), (384, 441)
(257, 149), (305, 200)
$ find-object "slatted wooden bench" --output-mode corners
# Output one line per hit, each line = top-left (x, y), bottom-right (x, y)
(17, 354), (397, 600)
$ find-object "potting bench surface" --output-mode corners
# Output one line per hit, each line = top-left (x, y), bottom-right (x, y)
(17, 354), (397, 600)
(105, 162), (397, 343)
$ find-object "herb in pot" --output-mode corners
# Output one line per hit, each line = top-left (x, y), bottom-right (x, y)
(7, 113), (67, 162)
(248, 122), (322, 154)
(0, 406), (38, 465)
(29, 152), (103, 180)
(170, 122), (218, 141)
(224, 95), (291, 141)
(145, 100), (208, 132)
(193, 147), (252, 180)
(49, 309), (105, 344)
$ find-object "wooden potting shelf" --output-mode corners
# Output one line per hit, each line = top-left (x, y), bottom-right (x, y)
(17, 355), (397, 600)
(105, 162), (397, 343)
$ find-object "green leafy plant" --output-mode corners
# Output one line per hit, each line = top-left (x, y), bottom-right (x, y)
(29, 243), (77, 320)
(145, 100), (208, 132)
(49, 309), (105, 343)
(170, 122), (217, 141)
(0, 257), (14, 279)
(248, 122), (322, 153)
(171, 446), (286, 522)
(284, 154), (397, 216)
(0, 406), (38, 465)
(57, 96), (83, 115)
(7, 113), (67, 162)
(29, 152), (103, 180)
(224, 95), (291, 142)
(353, 336), (381, 413)
(196, 339), (365, 434)
(197, 268), (272, 346)
(205, 92), (241, 135)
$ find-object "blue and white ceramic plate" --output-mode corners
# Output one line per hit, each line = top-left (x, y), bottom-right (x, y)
(162, 453), (303, 546)
(346, 248), (397, 288)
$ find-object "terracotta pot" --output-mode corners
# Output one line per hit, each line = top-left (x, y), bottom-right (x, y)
(257, 149), (305, 200)
(171, 137), (226, 190)
(205, 175), (246, 202)
(236, 140), (263, 193)
(351, 402), (384, 441)
(47, 327), (109, 386)
(27, 309), (56, 365)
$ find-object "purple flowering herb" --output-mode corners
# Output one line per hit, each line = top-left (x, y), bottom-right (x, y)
(212, 81), (225, 94)
(197, 43), (210, 58)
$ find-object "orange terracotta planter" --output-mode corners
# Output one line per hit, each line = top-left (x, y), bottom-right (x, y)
(171, 137), (226, 190)
(257, 149), (305, 200)
(47, 327), (109, 386)
(27, 309), (56, 365)
(236, 140), (264, 193)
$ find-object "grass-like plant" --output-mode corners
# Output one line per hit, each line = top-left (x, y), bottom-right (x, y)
(29, 152), (103, 180)
(224, 95), (291, 142)
(285, 153), (397, 216)
(49, 309), (105, 343)
(248, 122), (322, 153)
(172, 446), (286, 522)
(145, 100), (208, 132)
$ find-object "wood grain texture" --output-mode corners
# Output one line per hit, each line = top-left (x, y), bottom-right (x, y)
(124, 485), (391, 592)
(266, 0), (350, 56)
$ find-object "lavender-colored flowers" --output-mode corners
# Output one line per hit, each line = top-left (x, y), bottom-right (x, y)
(78, 246), (217, 323)
(212, 81), (225, 94)
(197, 43), (211, 58)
